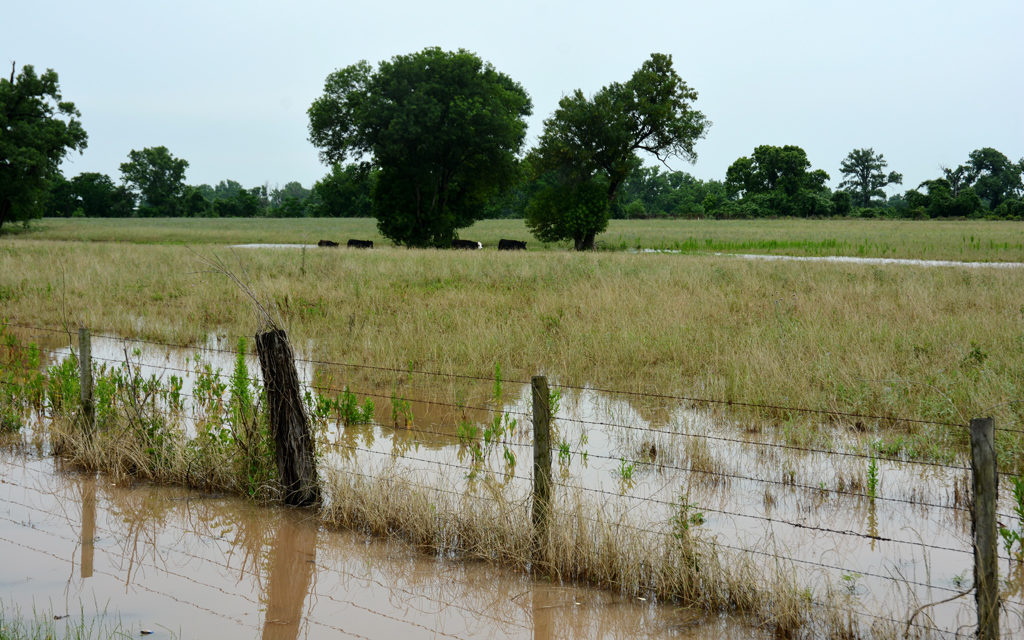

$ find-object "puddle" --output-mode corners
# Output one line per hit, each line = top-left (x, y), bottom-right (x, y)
(632, 248), (1024, 268)
(8, 327), (1024, 636)
(0, 452), (761, 639)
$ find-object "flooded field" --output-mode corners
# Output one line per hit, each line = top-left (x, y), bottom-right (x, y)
(0, 452), (761, 639)
(632, 248), (1024, 269)
(3, 327), (1024, 637)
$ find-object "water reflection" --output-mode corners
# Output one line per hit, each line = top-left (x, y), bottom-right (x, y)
(9, 326), (1023, 634)
(1, 453), (760, 639)
(79, 473), (96, 579)
(261, 510), (317, 640)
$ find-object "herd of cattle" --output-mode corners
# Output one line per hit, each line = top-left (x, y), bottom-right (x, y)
(317, 238), (527, 250)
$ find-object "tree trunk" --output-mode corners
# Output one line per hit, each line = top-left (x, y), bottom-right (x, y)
(255, 328), (320, 507)
(0, 199), (11, 231)
(574, 231), (596, 251)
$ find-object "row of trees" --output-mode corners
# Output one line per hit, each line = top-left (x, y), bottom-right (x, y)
(41, 147), (374, 219)
(3, 56), (1023, 244)
(38, 141), (1024, 225)
(304, 49), (1023, 248)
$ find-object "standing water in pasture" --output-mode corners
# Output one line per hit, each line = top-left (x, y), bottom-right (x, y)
(3, 326), (1023, 637)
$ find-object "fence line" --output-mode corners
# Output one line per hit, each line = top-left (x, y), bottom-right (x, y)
(0, 350), (1006, 515)
(1, 337), (976, 477)
(1, 320), (973, 431)
(10, 382), (1010, 522)
(0, 352), (1010, 517)
(4, 319), (1022, 637)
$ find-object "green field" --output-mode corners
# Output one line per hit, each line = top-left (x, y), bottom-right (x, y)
(12, 216), (1024, 262)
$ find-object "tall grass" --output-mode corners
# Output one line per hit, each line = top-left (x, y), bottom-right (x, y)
(2, 239), (1023, 468)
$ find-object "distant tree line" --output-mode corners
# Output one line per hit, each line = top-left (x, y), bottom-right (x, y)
(41, 147), (375, 220)
(3, 57), (1023, 244)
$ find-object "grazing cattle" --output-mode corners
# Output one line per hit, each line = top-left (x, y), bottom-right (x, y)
(347, 239), (374, 249)
(317, 239), (339, 247)
(452, 239), (482, 250)
(498, 239), (527, 251)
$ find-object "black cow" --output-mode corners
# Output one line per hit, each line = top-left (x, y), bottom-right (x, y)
(498, 239), (526, 251)
(317, 239), (340, 247)
(347, 239), (374, 249)
(452, 239), (482, 250)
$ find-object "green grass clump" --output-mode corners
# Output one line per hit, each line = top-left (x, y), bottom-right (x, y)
(0, 602), (145, 640)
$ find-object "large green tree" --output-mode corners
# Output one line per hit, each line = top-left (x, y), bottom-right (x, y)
(526, 53), (709, 249)
(119, 146), (189, 217)
(308, 47), (532, 247)
(966, 147), (1022, 209)
(724, 145), (830, 217)
(0, 64), (87, 230)
(837, 148), (902, 208)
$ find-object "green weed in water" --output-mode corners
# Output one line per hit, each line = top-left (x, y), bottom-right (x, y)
(999, 475), (1024, 563)
(866, 450), (879, 501)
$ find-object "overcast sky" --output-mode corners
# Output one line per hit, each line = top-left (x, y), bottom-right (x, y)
(7, 0), (1023, 194)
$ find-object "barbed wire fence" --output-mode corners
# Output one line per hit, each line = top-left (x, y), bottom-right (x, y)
(1, 320), (1021, 638)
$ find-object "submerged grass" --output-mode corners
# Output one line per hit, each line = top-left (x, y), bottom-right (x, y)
(0, 601), (143, 640)
(0, 330), (981, 638)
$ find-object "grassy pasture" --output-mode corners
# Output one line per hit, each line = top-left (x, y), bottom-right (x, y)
(2, 227), (1023, 469)
(14, 216), (1024, 261)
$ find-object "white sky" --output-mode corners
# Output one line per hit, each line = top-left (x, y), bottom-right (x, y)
(6, 0), (1023, 194)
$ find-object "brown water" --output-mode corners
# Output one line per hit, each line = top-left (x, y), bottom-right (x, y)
(0, 451), (761, 639)
(14, 329), (1024, 636)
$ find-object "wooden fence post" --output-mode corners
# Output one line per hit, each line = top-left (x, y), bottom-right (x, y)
(531, 375), (552, 562)
(970, 417), (998, 640)
(255, 328), (320, 507)
(78, 326), (94, 436)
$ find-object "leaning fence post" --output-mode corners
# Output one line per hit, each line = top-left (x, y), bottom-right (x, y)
(531, 375), (552, 562)
(78, 326), (94, 436)
(969, 417), (998, 639)
(255, 327), (320, 507)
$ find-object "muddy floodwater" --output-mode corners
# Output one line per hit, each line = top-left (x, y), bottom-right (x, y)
(0, 452), (761, 639)
(7, 329), (1024, 637)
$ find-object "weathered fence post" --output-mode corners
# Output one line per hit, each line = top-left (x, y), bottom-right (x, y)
(255, 328), (320, 507)
(78, 326), (94, 436)
(969, 417), (998, 640)
(531, 375), (552, 562)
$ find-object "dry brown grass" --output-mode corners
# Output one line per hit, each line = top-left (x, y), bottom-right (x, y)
(318, 460), (954, 639)
(3, 238), (1022, 465)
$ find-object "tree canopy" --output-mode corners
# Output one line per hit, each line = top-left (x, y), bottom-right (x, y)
(526, 53), (709, 249)
(308, 47), (532, 247)
(119, 146), (189, 217)
(838, 148), (902, 208)
(723, 145), (831, 217)
(0, 64), (87, 229)
(966, 147), (1022, 209)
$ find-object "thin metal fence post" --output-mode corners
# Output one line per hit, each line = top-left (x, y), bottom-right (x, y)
(531, 375), (552, 563)
(969, 417), (998, 640)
